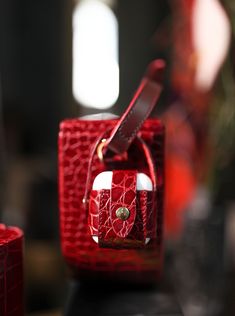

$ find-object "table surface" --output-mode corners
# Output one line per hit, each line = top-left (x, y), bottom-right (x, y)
(63, 279), (183, 316)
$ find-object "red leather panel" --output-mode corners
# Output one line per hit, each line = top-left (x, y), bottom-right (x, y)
(58, 118), (165, 282)
(0, 224), (23, 316)
(88, 190), (99, 236)
(89, 189), (154, 249)
(110, 170), (137, 238)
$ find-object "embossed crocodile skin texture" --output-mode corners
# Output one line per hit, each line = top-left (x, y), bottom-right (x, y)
(0, 224), (23, 316)
(110, 170), (137, 238)
(58, 118), (164, 282)
(89, 188), (155, 249)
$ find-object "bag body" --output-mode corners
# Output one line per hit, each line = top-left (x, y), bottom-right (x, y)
(58, 60), (165, 283)
(0, 224), (24, 316)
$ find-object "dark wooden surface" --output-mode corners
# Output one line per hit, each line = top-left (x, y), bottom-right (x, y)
(64, 280), (183, 316)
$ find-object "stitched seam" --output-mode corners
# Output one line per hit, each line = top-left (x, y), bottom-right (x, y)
(98, 190), (105, 241)
(118, 106), (149, 142)
(142, 191), (147, 240)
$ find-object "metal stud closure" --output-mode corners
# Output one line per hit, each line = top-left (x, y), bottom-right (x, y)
(116, 207), (130, 221)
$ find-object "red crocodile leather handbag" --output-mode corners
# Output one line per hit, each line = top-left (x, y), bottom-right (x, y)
(59, 60), (165, 284)
(0, 224), (24, 316)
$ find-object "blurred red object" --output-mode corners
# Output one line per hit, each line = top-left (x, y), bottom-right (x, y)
(165, 154), (196, 237)
(162, 106), (197, 237)
(171, 0), (195, 97)
(162, 0), (229, 238)
(0, 224), (24, 316)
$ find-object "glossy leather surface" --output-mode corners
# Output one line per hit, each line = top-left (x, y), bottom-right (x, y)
(88, 170), (156, 249)
(106, 60), (164, 155)
(106, 80), (162, 155)
(58, 118), (164, 282)
(110, 170), (137, 238)
(89, 189), (154, 249)
(0, 224), (23, 316)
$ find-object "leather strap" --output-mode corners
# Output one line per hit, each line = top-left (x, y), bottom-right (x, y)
(105, 59), (165, 155)
(83, 134), (157, 209)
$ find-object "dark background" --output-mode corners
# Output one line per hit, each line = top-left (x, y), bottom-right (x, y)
(0, 0), (235, 315)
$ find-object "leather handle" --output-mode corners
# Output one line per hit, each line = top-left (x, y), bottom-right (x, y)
(105, 59), (165, 155)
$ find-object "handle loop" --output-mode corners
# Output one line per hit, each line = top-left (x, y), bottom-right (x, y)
(83, 134), (157, 209)
(105, 59), (165, 155)
(82, 59), (165, 207)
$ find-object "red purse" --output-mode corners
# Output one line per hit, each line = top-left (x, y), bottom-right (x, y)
(58, 60), (165, 284)
(0, 224), (24, 316)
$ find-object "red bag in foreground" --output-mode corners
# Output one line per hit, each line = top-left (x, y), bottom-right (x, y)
(59, 60), (165, 284)
(0, 224), (24, 316)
